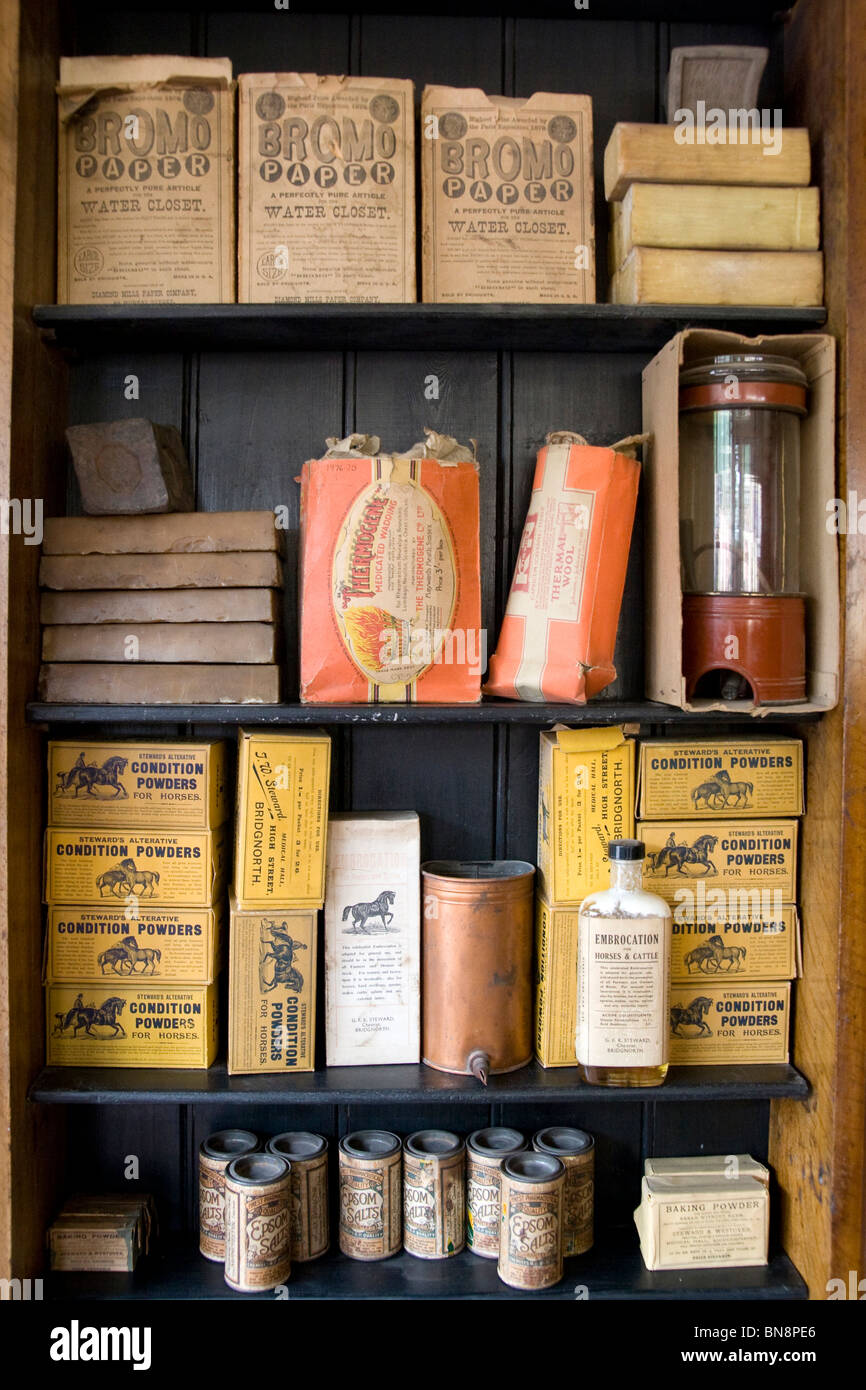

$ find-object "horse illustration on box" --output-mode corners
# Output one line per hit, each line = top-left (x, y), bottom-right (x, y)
(341, 890), (397, 934)
(55, 752), (129, 799)
(691, 769), (754, 811)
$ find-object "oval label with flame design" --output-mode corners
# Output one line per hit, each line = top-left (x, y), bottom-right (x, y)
(332, 477), (458, 687)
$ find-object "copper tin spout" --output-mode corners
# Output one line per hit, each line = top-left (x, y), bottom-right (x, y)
(421, 859), (535, 1079)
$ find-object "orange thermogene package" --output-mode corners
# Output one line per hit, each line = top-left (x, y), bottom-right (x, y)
(485, 431), (641, 704)
(299, 432), (482, 703)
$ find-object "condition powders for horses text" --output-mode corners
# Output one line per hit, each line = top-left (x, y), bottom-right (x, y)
(324, 813), (421, 1066)
(48, 740), (229, 830)
(228, 898), (317, 1074)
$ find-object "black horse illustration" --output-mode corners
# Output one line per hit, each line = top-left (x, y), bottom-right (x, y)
(56, 754), (129, 798)
(691, 769), (754, 810)
(650, 834), (718, 877)
(60, 996), (127, 1038)
(341, 890), (396, 934)
(670, 996), (713, 1037)
(260, 921), (308, 993)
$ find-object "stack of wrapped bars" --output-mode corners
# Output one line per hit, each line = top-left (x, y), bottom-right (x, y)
(604, 122), (823, 307)
(38, 512), (284, 703)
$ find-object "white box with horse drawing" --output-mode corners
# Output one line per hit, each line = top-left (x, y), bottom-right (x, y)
(43, 825), (230, 907)
(228, 896), (317, 1074)
(47, 740), (229, 831)
(44, 904), (224, 985)
(324, 812), (420, 1067)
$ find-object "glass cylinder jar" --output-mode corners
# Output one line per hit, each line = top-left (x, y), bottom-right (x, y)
(678, 354), (807, 597)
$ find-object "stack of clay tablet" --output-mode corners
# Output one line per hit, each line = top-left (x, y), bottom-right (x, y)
(38, 512), (283, 704)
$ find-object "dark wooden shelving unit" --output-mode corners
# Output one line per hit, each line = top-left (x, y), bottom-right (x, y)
(47, 1236), (808, 1302)
(10, 0), (866, 1311)
(32, 302), (827, 354)
(30, 1061), (810, 1106)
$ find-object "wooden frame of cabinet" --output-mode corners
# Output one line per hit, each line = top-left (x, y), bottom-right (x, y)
(1, 0), (864, 1298)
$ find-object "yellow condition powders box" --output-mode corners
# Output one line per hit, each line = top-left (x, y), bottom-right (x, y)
(228, 898), (317, 1074)
(671, 905), (799, 982)
(43, 826), (229, 907)
(640, 820), (798, 906)
(637, 739), (804, 819)
(668, 982), (790, 1064)
(537, 725), (635, 905)
(46, 981), (219, 1067)
(234, 730), (331, 909)
(47, 739), (229, 830)
(534, 896), (579, 1067)
(45, 904), (224, 984)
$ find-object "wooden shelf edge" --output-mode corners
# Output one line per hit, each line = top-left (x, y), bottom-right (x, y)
(25, 700), (825, 727)
(29, 1061), (810, 1106)
(45, 1235), (808, 1301)
(32, 302), (828, 355)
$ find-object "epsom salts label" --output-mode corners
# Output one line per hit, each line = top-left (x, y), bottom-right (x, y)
(239, 73), (415, 302)
(422, 86), (594, 303)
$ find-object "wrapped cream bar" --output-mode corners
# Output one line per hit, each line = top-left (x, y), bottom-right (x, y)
(635, 1175), (769, 1271)
(644, 1155), (770, 1186)
(485, 432), (641, 703)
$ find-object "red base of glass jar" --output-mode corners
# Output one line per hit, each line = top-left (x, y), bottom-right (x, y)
(682, 593), (806, 705)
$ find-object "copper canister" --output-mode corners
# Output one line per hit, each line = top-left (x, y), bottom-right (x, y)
(199, 1129), (259, 1262)
(403, 1130), (465, 1260)
(498, 1152), (565, 1291)
(532, 1126), (594, 1256)
(223, 1153), (292, 1293)
(422, 860), (535, 1081)
(338, 1130), (402, 1261)
(266, 1132), (329, 1263)
(466, 1127), (527, 1258)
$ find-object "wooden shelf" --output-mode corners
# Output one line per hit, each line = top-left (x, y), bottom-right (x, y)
(29, 1061), (809, 1106)
(26, 699), (822, 727)
(32, 303), (827, 355)
(45, 1234), (807, 1302)
(56, 1), (795, 25)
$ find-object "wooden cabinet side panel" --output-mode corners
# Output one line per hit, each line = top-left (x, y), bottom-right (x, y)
(770, 0), (866, 1296)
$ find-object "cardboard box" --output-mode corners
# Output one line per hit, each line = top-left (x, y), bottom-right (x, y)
(38, 663), (282, 705)
(48, 739), (229, 830)
(537, 726), (635, 905)
(635, 1175), (769, 1270)
(485, 434), (640, 703)
(668, 981), (790, 1064)
(324, 812), (420, 1067)
(637, 739), (804, 819)
(43, 623), (278, 664)
(534, 896), (579, 1067)
(57, 56), (235, 304)
(610, 247), (823, 308)
(46, 981), (219, 1067)
(642, 330), (838, 712)
(609, 184), (820, 269)
(43, 510), (283, 555)
(604, 121), (811, 202)
(39, 552), (283, 590)
(45, 903), (224, 984)
(228, 898), (317, 1074)
(421, 86), (594, 303)
(238, 73), (415, 303)
(299, 437), (481, 703)
(671, 904), (799, 982)
(40, 588), (280, 625)
(43, 825), (229, 907)
(644, 1154), (769, 1186)
(234, 730), (331, 909)
(641, 819), (797, 906)
(49, 1213), (144, 1271)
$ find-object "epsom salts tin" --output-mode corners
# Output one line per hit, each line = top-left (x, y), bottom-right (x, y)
(338, 1130), (402, 1261)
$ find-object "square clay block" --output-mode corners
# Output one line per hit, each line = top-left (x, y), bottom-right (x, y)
(66, 419), (195, 514)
